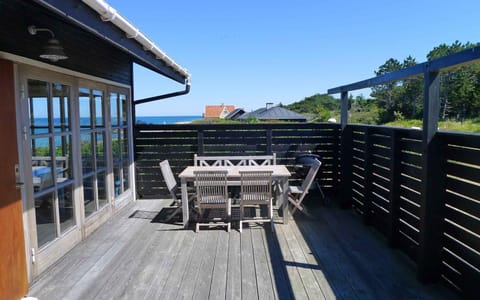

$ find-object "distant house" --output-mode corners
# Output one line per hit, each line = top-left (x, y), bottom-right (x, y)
(225, 108), (246, 120)
(239, 103), (307, 122)
(204, 104), (235, 119)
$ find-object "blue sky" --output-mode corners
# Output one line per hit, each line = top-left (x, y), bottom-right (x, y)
(107, 0), (480, 116)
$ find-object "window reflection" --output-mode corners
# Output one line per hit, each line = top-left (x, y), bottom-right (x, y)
(59, 184), (75, 233)
(98, 172), (107, 208)
(35, 192), (56, 248)
(83, 176), (95, 217)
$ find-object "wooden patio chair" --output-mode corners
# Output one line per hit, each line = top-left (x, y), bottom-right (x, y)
(288, 158), (321, 217)
(239, 170), (274, 233)
(194, 170), (231, 232)
(159, 160), (195, 222)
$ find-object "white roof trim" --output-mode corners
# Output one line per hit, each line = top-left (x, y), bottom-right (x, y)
(82, 0), (190, 79)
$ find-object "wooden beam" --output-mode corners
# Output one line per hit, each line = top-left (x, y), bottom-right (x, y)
(328, 46), (480, 94)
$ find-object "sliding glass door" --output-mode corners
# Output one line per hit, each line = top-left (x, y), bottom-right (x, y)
(18, 65), (132, 277)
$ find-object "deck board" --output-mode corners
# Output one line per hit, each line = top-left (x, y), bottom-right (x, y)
(28, 199), (458, 300)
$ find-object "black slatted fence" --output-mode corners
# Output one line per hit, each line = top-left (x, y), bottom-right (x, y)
(342, 125), (480, 298)
(134, 122), (479, 298)
(134, 123), (341, 198)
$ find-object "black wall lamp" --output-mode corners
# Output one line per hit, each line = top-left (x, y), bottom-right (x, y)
(28, 25), (68, 62)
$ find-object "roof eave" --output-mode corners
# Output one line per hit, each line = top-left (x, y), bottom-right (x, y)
(35, 0), (189, 83)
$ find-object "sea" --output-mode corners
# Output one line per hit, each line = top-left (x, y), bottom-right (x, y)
(31, 116), (202, 147)
(135, 115), (202, 125)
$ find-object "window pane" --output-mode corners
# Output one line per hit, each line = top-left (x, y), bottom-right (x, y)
(123, 163), (129, 192)
(96, 132), (106, 168)
(52, 83), (70, 132)
(94, 90), (104, 128)
(112, 129), (121, 163)
(83, 176), (96, 217)
(120, 93), (127, 125)
(31, 138), (53, 192)
(35, 192), (56, 247)
(114, 165), (121, 197)
(81, 133), (94, 174)
(58, 184), (75, 233)
(110, 93), (119, 126)
(79, 88), (92, 130)
(122, 128), (129, 161)
(54, 135), (72, 180)
(98, 172), (108, 208)
(28, 79), (50, 135)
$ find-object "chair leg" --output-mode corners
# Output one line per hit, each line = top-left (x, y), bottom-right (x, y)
(239, 205), (243, 233)
(227, 202), (231, 232)
(196, 222), (199, 233)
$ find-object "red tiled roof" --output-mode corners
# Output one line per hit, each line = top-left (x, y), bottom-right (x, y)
(204, 105), (235, 118)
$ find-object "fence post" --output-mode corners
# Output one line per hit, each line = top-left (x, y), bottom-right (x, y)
(417, 69), (444, 283)
(339, 125), (353, 208)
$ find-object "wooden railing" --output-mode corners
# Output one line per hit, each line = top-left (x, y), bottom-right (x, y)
(134, 123), (341, 198)
(133, 122), (479, 298)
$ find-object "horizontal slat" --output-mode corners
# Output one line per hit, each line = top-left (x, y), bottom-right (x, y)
(444, 207), (480, 246)
(371, 183), (390, 201)
(399, 163), (423, 179)
(371, 163), (391, 180)
(443, 234), (480, 273)
(445, 146), (480, 166)
(399, 151), (422, 167)
(398, 207), (420, 231)
(440, 131), (480, 149)
(445, 191), (480, 219)
(399, 139), (422, 153)
(444, 221), (480, 254)
(398, 197), (420, 217)
(399, 185), (422, 204)
(446, 177), (480, 202)
(446, 162), (480, 183)
(371, 148), (391, 161)
(399, 174), (422, 193)
(441, 250), (480, 298)
(397, 219), (420, 243)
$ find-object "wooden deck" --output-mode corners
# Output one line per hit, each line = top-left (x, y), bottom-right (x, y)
(28, 199), (457, 300)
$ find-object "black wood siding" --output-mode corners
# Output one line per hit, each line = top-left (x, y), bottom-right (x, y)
(0, 0), (131, 85)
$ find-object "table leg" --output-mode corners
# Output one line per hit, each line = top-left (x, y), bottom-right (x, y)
(282, 178), (289, 224)
(181, 178), (189, 228)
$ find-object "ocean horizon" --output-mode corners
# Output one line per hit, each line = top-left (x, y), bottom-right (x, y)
(136, 115), (202, 125)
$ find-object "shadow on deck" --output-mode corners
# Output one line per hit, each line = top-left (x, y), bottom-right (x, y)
(28, 198), (458, 299)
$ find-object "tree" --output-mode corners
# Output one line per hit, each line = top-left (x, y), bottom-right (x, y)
(427, 41), (480, 120)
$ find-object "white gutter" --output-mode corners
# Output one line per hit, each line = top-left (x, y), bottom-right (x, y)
(82, 0), (190, 79)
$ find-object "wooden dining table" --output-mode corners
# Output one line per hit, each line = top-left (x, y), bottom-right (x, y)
(178, 165), (291, 228)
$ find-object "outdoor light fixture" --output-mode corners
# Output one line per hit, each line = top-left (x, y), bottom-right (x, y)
(28, 25), (68, 62)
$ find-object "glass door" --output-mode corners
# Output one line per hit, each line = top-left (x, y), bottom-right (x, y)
(79, 87), (109, 217)
(27, 79), (76, 248)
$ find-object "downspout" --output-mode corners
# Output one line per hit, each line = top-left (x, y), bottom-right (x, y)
(133, 78), (191, 105)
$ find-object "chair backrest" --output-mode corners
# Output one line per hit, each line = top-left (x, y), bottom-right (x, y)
(194, 170), (229, 204)
(194, 154), (276, 167)
(240, 170), (273, 202)
(159, 160), (178, 198)
(300, 158), (321, 192)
